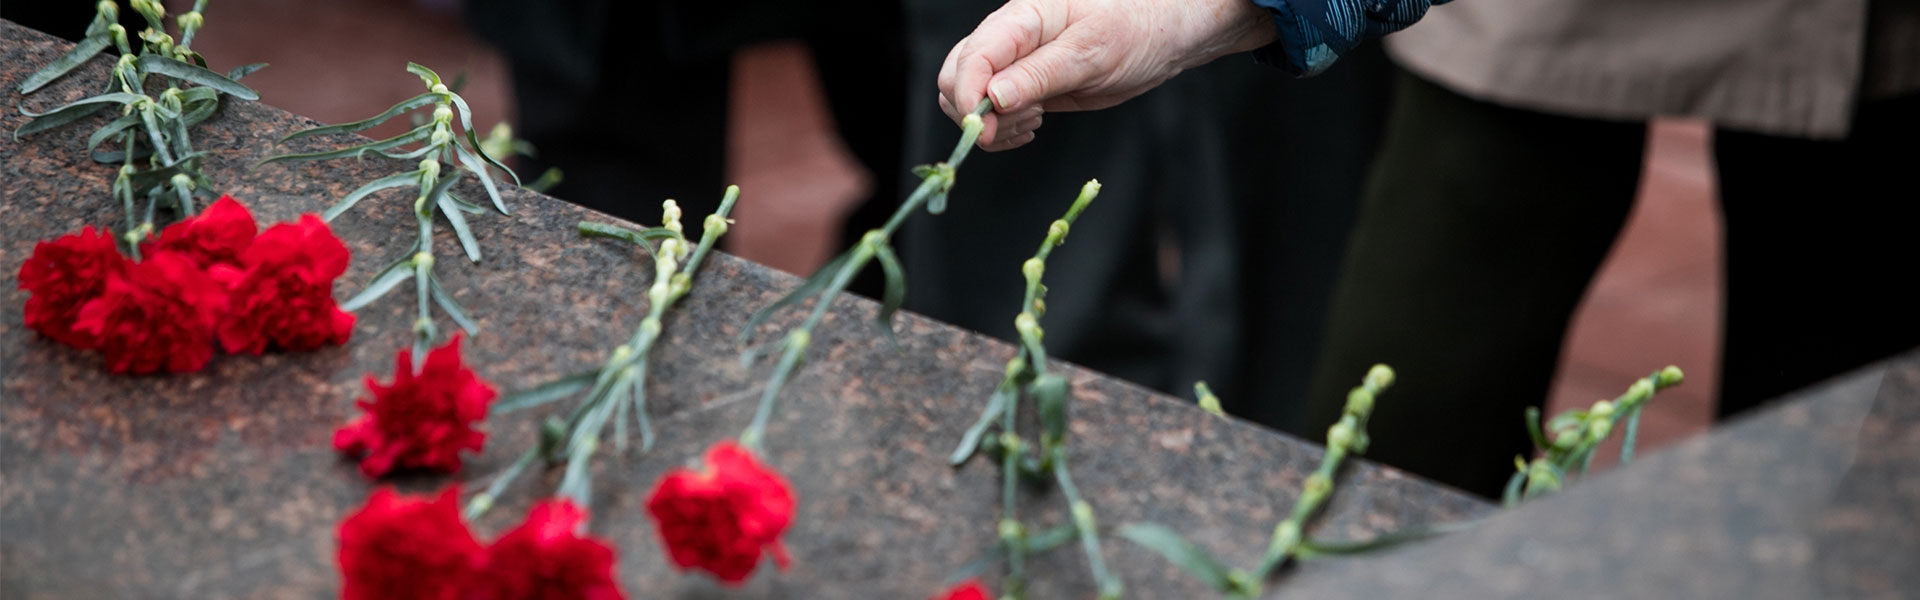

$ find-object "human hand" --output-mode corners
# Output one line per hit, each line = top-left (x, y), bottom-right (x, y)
(936, 0), (1277, 151)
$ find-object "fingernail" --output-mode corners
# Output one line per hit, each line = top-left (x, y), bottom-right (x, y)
(989, 80), (1019, 111)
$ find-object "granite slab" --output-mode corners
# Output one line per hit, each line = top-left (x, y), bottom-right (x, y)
(0, 20), (1489, 599)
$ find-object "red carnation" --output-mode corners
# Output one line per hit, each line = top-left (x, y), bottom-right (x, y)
(333, 336), (495, 478)
(18, 226), (128, 349)
(644, 441), (797, 585)
(337, 486), (485, 600)
(71, 251), (226, 374)
(147, 194), (256, 270)
(933, 580), (991, 600)
(472, 499), (626, 600)
(212, 214), (354, 354)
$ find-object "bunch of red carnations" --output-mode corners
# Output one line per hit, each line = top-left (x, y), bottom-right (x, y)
(16, 195), (355, 373)
(339, 487), (625, 600)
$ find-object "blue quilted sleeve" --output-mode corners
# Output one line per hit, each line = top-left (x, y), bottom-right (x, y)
(1248, 0), (1449, 77)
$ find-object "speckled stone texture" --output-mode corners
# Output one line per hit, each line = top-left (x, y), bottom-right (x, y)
(1, 20), (1489, 599)
(1281, 356), (1920, 599)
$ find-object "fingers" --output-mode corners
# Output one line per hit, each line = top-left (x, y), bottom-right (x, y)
(985, 35), (1102, 115)
(979, 113), (1042, 152)
(939, 1), (1056, 118)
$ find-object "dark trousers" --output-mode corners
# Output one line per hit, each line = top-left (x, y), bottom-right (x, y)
(1305, 71), (1920, 498)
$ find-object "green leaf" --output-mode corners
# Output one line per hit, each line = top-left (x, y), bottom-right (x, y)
(19, 34), (112, 95)
(226, 62), (268, 81)
(325, 171), (420, 221)
(577, 222), (679, 249)
(91, 146), (154, 164)
(1501, 468), (1526, 508)
(1033, 373), (1069, 443)
(493, 370), (599, 414)
(341, 255), (417, 312)
(1294, 520), (1475, 558)
(374, 143), (439, 161)
(453, 144), (508, 214)
(1619, 405), (1643, 465)
(86, 114), (143, 152)
(14, 92), (143, 139)
(406, 62), (443, 88)
(873, 244), (907, 350)
(1524, 406), (1547, 452)
(428, 273), (480, 334)
(436, 190), (483, 263)
(447, 92), (521, 186)
(136, 55), (259, 100)
(256, 124), (432, 168)
(277, 92), (438, 142)
(739, 250), (853, 344)
(1118, 523), (1237, 593)
(927, 191), (949, 215)
(445, 192), (488, 214)
(525, 167), (563, 193)
(949, 382), (1013, 465)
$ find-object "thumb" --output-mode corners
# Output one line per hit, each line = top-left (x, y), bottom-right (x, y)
(986, 40), (1100, 113)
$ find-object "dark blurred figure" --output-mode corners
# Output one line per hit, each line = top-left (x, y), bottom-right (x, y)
(900, 0), (1393, 413)
(1304, 0), (1920, 498)
(464, 0), (906, 296)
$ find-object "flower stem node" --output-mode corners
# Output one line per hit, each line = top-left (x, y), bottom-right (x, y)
(1303, 473), (1332, 498)
(1628, 379), (1654, 399)
(412, 252), (434, 269)
(97, 1), (119, 21)
(998, 519), (1024, 544)
(1071, 501), (1097, 532)
(431, 83), (449, 95)
(860, 229), (888, 250)
(1046, 220), (1070, 245)
(418, 159), (440, 179)
(1587, 419), (1612, 442)
(1344, 388), (1374, 417)
(668, 274), (691, 298)
(786, 330), (811, 352)
(703, 214), (731, 236)
(611, 344), (633, 363)
(412, 317), (433, 335)
(998, 432), (1023, 455)
(1326, 422), (1356, 451)
(169, 173), (193, 190)
(639, 316), (663, 339)
(1014, 313), (1041, 341)
(1658, 365), (1685, 387)
(962, 114), (984, 134)
(1365, 364), (1396, 390)
(177, 11), (203, 31)
(432, 105), (453, 124)
(130, 0), (162, 20)
(1272, 521), (1302, 554)
(429, 127), (452, 147)
(1589, 400), (1615, 418)
(1022, 258), (1045, 283)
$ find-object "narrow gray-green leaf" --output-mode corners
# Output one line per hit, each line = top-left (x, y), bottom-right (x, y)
(256, 125), (432, 168)
(277, 92), (437, 142)
(453, 144), (508, 214)
(873, 244), (907, 350)
(137, 55), (258, 100)
(1293, 521), (1475, 558)
(493, 370), (599, 414)
(14, 93), (142, 139)
(741, 250), (853, 343)
(86, 114), (143, 152)
(429, 274), (480, 333)
(406, 62), (442, 87)
(436, 192), (482, 263)
(1619, 406), (1644, 465)
(927, 191), (949, 215)
(949, 382), (1012, 465)
(226, 62), (268, 81)
(325, 171), (419, 221)
(445, 192), (488, 214)
(341, 256), (417, 312)
(578, 222), (679, 247)
(19, 34), (112, 94)
(1117, 523), (1236, 593)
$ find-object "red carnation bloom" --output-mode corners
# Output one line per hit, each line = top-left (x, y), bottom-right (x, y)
(932, 580), (991, 600)
(18, 226), (128, 349)
(148, 195), (256, 270)
(72, 251), (226, 374)
(212, 214), (354, 354)
(645, 441), (797, 585)
(337, 486), (485, 600)
(333, 336), (495, 478)
(472, 499), (626, 600)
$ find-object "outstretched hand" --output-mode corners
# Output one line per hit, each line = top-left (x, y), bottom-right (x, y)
(936, 0), (1277, 151)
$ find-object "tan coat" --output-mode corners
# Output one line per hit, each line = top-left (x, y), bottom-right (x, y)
(1384, 0), (1920, 139)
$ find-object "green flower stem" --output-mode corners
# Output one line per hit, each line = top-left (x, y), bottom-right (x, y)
(469, 191), (737, 519)
(1256, 364), (1394, 578)
(737, 100), (991, 451)
(1511, 365), (1683, 504)
(1053, 445), (1123, 600)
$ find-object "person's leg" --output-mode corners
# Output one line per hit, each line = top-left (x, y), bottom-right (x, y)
(1714, 92), (1920, 418)
(1304, 71), (1646, 498)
